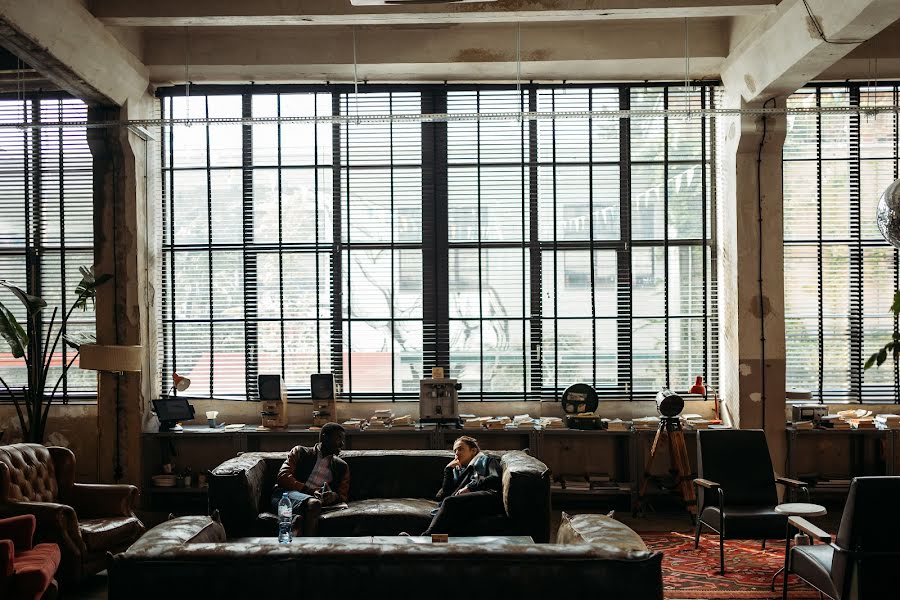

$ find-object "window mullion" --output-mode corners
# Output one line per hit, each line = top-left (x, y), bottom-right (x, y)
(242, 93), (259, 400)
(618, 88), (634, 400)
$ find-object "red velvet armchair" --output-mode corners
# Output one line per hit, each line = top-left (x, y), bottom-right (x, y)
(0, 514), (60, 600)
(0, 444), (145, 587)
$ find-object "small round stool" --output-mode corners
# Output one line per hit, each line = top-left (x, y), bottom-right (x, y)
(771, 503), (827, 591)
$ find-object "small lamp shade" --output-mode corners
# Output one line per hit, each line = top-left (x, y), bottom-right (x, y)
(78, 344), (142, 373)
(690, 376), (706, 395)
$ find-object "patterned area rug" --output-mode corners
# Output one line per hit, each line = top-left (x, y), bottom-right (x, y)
(643, 532), (819, 599)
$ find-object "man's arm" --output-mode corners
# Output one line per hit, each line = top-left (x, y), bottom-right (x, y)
(276, 446), (311, 492)
(333, 464), (350, 503)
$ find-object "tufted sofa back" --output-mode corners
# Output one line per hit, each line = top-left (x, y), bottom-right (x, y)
(0, 443), (60, 502)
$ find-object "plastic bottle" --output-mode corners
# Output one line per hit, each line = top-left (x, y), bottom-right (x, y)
(278, 492), (293, 543)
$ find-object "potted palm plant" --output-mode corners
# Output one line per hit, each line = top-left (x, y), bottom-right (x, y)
(0, 266), (110, 443)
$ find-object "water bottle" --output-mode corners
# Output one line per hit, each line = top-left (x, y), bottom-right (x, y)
(277, 492), (293, 543)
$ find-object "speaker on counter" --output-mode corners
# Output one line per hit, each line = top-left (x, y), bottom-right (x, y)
(258, 374), (286, 400)
(311, 373), (335, 399)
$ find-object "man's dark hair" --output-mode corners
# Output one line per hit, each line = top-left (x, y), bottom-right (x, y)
(320, 422), (345, 442)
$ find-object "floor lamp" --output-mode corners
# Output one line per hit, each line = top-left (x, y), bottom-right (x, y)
(79, 344), (142, 482)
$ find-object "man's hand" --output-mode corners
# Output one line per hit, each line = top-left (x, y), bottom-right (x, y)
(454, 486), (472, 496)
(315, 490), (340, 506)
(446, 458), (460, 469)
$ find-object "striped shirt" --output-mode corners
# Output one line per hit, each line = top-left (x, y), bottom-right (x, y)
(305, 452), (333, 490)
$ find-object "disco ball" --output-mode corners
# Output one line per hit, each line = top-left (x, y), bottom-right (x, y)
(877, 179), (900, 249)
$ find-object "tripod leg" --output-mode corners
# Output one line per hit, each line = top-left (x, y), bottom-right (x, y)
(637, 426), (664, 510)
(668, 429), (698, 519)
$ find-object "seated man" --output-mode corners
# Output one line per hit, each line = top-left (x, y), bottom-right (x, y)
(272, 422), (349, 536)
(420, 435), (504, 536)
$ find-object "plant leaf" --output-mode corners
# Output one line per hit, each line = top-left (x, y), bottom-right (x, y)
(73, 266), (111, 311)
(0, 281), (46, 316)
(877, 347), (888, 366)
(865, 352), (878, 370)
(0, 301), (28, 358)
(63, 332), (95, 350)
(892, 290), (900, 315)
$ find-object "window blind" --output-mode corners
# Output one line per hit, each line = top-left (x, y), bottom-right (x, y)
(158, 83), (719, 401)
(785, 84), (900, 403)
(0, 94), (95, 401)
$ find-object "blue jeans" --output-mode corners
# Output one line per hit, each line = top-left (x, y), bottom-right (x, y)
(272, 489), (314, 515)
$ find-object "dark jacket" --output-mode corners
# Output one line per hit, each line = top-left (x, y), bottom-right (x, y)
(437, 453), (502, 500)
(275, 444), (350, 502)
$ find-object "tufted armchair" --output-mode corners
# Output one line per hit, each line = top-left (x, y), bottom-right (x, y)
(0, 444), (145, 587)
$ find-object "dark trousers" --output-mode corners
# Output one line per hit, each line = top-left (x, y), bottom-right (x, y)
(423, 490), (504, 536)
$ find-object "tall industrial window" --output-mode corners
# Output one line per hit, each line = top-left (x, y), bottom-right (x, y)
(0, 95), (95, 401)
(159, 83), (718, 401)
(784, 84), (899, 403)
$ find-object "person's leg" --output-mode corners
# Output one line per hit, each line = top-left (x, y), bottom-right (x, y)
(302, 498), (322, 536)
(422, 491), (503, 536)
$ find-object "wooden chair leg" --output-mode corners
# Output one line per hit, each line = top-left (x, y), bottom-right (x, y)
(762, 538), (767, 550)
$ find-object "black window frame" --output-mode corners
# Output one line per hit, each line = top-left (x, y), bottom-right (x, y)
(157, 82), (719, 402)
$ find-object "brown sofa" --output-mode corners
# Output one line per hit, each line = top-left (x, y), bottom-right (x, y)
(208, 449), (552, 542)
(0, 443), (145, 586)
(108, 514), (664, 600)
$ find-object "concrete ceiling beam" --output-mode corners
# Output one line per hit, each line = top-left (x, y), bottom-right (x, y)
(144, 19), (728, 84)
(721, 0), (900, 103)
(92, 0), (775, 27)
(0, 0), (149, 105)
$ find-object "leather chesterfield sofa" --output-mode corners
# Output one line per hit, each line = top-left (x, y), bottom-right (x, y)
(208, 449), (552, 542)
(0, 444), (145, 586)
(108, 513), (663, 600)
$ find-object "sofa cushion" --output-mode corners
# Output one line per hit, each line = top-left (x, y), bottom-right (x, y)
(127, 516), (226, 553)
(340, 451), (452, 501)
(556, 513), (649, 556)
(500, 451), (550, 542)
(317, 498), (437, 536)
(11, 542), (60, 598)
(80, 517), (145, 552)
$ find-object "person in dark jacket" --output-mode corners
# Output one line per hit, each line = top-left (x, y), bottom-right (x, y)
(272, 422), (349, 536)
(421, 435), (504, 536)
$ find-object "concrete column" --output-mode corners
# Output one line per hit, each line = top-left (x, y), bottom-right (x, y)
(717, 90), (789, 476)
(89, 96), (155, 484)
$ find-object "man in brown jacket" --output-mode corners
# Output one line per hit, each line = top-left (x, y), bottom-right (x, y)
(273, 422), (349, 536)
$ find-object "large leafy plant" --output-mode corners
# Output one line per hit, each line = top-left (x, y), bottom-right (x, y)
(865, 291), (900, 370)
(0, 266), (110, 443)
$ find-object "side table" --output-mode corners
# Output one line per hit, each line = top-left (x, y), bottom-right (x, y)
(771, 502), (827, 593)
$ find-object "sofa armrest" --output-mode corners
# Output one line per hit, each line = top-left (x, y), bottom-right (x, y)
(500, 451), (551, 543)
(0, 501), (85, 557)
(208, 454), (270, 537)
(68, 484), (138, 518)
(0, 539), (13, 580)
(0, 514), (35, 551)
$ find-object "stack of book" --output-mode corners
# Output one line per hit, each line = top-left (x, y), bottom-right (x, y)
(848, 417), (876, 429)
(816, 478), (851, 491)
(819, 414), (851, 429)
(791, 420), (815, 430)
(587, 473), (617, 490)
(463, 417), (490, 430)
(632, 416), (660, 430)
(511, 414), (537, 429)
(603, 418), (630, 432)
(539, 416), (564, 429)
(555, 475), (590, 491)
(876, 414), (900, 429)
(367, 418), (388, 429)
(391, 414), (413, 427)
(485, 417), (510, 430)
(342, 419), (364, 430)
